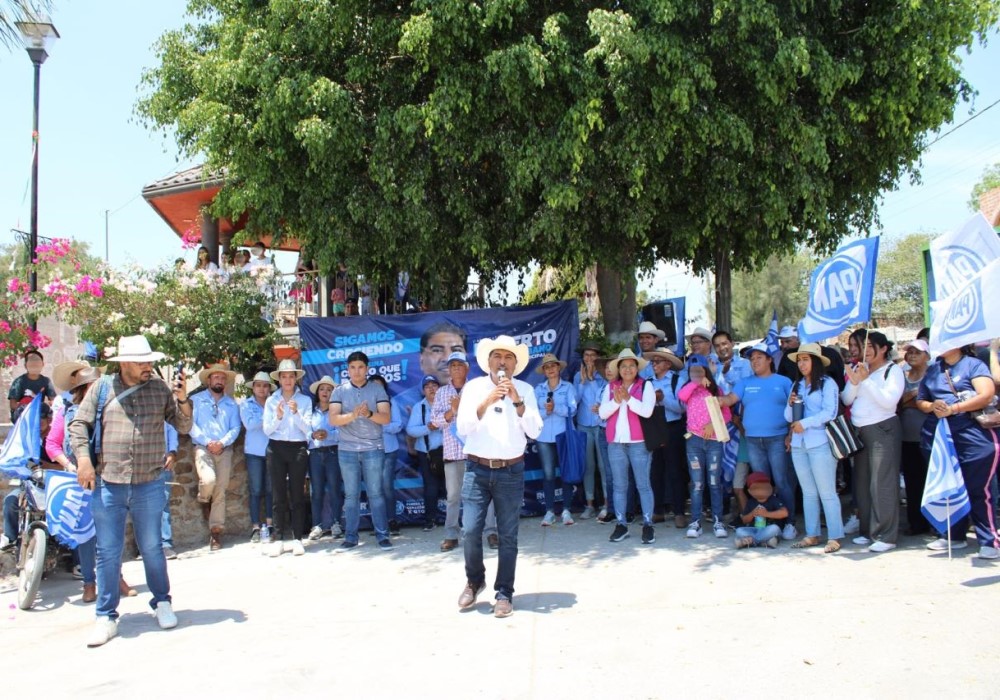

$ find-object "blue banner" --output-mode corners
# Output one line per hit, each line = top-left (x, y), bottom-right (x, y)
(299, 301), (581, 525)
(44, 470), (95, 550)
(0, 393), (42, 480)
(798, 238), (879, 343)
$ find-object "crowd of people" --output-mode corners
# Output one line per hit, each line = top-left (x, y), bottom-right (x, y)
(3, 318), (999, 644)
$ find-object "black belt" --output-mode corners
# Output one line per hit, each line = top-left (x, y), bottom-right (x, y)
(312, 445), (338, 452)
(467, 454), (523, 469)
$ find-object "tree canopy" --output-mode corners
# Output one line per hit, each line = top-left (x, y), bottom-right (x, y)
(138, 0), (997, 330)
(968, 162), (1000, 212)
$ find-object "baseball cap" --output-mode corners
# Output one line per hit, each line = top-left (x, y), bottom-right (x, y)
(446, 351), (469, 365)
(421, 374), (441, 387)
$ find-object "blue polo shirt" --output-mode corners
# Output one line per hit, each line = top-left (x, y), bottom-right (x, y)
(917, 355), (997, 461)
(731, 373), (793, 438)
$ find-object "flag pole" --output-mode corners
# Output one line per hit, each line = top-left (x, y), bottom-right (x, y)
(946, 496), (952, 561)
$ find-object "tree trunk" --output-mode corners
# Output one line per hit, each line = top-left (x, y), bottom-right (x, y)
(595, 264), (637, 343)
(714, 248), (732, 333)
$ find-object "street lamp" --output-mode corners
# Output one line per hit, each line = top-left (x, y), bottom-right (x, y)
(16, 18), (59, 330)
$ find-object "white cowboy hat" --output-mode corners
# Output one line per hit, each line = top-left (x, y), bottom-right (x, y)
(642, 347), (683, 371)
(475, 335), (530, 377)
(637, 321), (666, 340)
(309, 375), (338, 395)
(269, 359), (305, 381)
(106, 335), (166, 363)
(245, 371), (276, 391)
(608, 348), (648, 375)
(686, 327), (713, 343)
(198, 363), (238, 387)
(535, 353), (568, 374)
(53, 361), (101, 393)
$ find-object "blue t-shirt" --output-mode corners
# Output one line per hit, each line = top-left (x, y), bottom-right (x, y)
(732, 373), (793, 438)
(917, 355), (997, 461)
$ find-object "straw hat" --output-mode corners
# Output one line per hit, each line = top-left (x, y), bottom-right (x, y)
(535, 353), (568, 374)
(608, 348), (648, 375)
(309, 375), (338, 395)
(475, 335), (530, 376)
(642, 348), (683, 371)
(53, 361), (101, 393)
(198, 363), (238, 387)
(269, 359), (305, 381)
(787, 342), (830, 367)
(105, 335), (165, 363)
(637, 321), (665, 340)
(245, 371), (276, 391)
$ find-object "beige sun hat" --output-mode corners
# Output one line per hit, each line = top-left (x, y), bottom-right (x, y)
(198, 363), (238, 387)
(245, 371), (276, 391)
(269, 359), (305, 381)
(535, 353), (568, 374)
(53, 361), (101, 393)
(309, 375), (338, 395)
(475, 335), (530, 377)
(105, 335), (166, 363)
(787, 342), (831, 367)
(608, 348), (649, 375)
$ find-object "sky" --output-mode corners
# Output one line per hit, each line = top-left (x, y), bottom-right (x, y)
(1, 2), (999, 326)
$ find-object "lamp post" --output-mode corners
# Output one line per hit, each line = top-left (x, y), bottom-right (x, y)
(16, 18), (59, 331)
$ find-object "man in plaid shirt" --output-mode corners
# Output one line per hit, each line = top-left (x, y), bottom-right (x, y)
(69, 336), (192, 647)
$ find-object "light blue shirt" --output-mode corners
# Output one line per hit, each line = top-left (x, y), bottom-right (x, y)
(715, 355), (752, 395)
(164, 423), (178, 454)
(407, 397), (443, 453)
(535, 379), (577, 443)
(651, 369), (687, 422)
(240, 397), (269, 457)
(784, 376), (839, 450)
(309, 406), (339, 449)
(263, 390), (313, 442)
(382, 398), (404, 454)
(188, 392), (241, 448)
(573, 371), (606, 428)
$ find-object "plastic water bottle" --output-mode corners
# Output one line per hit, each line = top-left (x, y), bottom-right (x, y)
(260, 524), (270, 544)
(754, 515), (766, 529)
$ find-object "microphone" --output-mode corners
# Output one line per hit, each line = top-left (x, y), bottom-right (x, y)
(495, 369), (507, 412)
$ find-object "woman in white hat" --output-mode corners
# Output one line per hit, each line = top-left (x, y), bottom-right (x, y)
(599, 349), (657, 545)
(262, 359), (313, 557)
(240, 371), (276, 544)
(784, 343), (843, 553)
(306, 375), (342, 541)
(534, 354), (578, 526)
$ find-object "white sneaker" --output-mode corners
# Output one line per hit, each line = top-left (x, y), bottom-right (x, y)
(561, 510), (574, 526)
(927, 538), (967, 551)
(579, 506), (595, 520)
(331, 523), (343, 538)
(0, 534), (9, 549)
(843, 514), (860, 535)
(307, 525), (324, 541)
(686, 522), (702, 538)
(977, 546), (999, 560)
(713, 520), (728, 538)
(597, 508), (609, 522)
(782, 524), (798, 541)
(267, 540), (284, 558)
(541, 511), (555, 527)
(154, 601), (178, 629)
(852, 535), (871, 546)
(289, 539), (305, 556)
(86, 617), (118, 647)
(868, 541), (896, 553)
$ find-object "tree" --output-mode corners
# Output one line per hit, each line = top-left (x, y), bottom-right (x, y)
(968, 162), (1000, 212)
(872, 233), (932, 327)
(138, 1), (997, 336)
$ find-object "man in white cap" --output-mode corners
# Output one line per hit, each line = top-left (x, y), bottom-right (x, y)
(455, 335), (543, 618)
(636, 321), (665, 379)
(191, 364), (241, 551)
(69, 335), (192, 647)
(777, 325), (802, 381)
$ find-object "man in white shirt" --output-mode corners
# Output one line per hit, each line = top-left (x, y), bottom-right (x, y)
(455, 335), (543, 618)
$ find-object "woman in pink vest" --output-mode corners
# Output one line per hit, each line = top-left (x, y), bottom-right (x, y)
(599, 349), (657, 545)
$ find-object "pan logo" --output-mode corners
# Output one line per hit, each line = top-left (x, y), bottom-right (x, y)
(46, 474), (95, 545)
(937, 245), (987, 298)
(941, 277), (984, 338)
(807, 250), (864, 326)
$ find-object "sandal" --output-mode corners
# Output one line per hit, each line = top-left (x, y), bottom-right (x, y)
(791, 536), (821, 549)
(823, 540), (841, 554)
(735, 536), (755, 549)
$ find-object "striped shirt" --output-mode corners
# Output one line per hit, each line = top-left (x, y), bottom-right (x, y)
(68, 374), (192, 485)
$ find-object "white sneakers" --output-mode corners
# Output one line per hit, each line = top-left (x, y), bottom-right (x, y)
(288, 539), (305, 556)
(868, 541), (896, 553)
(561, 510), (574, 526)
(86, 617), (119, 647)
(267, 540), (284, 557)
(927, 538), (967, 551)
(541, 511), (555, 526)
(852, 535), (871, 546)
(843, 514), (860, 535)
(782, 524), (798, 541)
(978, 546), (999, 560)
(713, 520), (728, 538)
(155, 601), (178, 629)
(686, 522), (702, 538)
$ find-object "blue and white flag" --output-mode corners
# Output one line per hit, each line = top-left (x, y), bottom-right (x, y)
(798, 238), (879, 343)
(0, 393), (43, 479)
(764, 311), (780, 356)
(928, 213), (1000, 304)
(921, 418), (971, 534)
(43, 470), (95, 549)
(929, 257), (1000, 354)
(721, 423), (740, 486)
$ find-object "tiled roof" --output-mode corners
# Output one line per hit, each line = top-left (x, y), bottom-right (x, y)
(142, 164), (226, 198)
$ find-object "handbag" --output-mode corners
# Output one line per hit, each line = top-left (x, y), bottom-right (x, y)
(826, 414), (863, 460)
(944, 369), (1000, 429)
(639, 405), (671, 451)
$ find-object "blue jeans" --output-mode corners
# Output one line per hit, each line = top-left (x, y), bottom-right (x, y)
(462, 460), (524, 600)
(580, 425), (607, 502)
(382, 450), (398, 522)
(245, 454), (273, 526)
(791, 443), (844, 539)
(734, 524), (782, 545)
(608, 442), (653, 526)
(161, 469), (174, 548)
(746, 435), (797, 521)
(3, 490), (17, 540)
(686, 435), (724, 522)
(597, 428), (612, 508)
(308, 447), (341, 530)
(340, 449), (389, 544)
(91, 478), (170, 620)
(537, 441), (570, 514)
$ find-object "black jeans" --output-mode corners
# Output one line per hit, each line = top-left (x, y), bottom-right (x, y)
(901, 440), (931, 534)
(417, 451), (445, 524)
(268, 440), (309, 541)
(663, 420), (690, 516)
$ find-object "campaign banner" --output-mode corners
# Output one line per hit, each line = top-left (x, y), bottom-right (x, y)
(929, 258), (1000, 354)
(798, 238), (879, 343)
(927, 213), (1000, 304)
(299, 301), (581, 526)
(44, 470), (96, 549)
